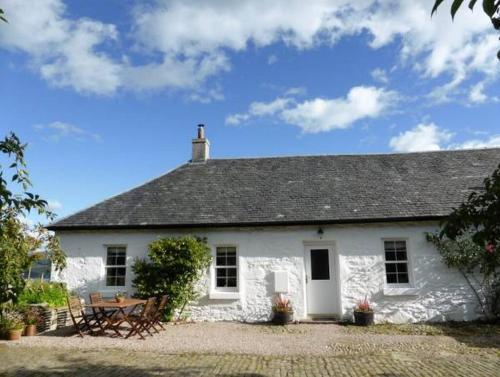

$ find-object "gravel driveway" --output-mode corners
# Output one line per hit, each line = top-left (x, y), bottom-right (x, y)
(1, 322), (498, 356)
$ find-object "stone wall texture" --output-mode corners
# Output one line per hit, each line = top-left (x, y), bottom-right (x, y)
(53, 222), (481, 323)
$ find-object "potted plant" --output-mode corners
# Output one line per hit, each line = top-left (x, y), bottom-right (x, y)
(272, 294), (293, 325)
(115, 292), (126, 303)
(353, 296), (374, 326)
(1, 307), (25, 341)
(24, 307), (41, 336)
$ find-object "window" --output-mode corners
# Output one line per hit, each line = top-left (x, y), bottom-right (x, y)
(23, 258), (51, 281)
(384, 240), (409, 285)
(310, 249), (330, 280)
(215, 246), (237, 289)
(106, 246), (126, 286)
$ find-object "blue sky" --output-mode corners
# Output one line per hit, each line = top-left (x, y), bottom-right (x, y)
(0, 0), (499, 222)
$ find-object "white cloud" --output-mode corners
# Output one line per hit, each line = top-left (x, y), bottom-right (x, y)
(226, 86), (398, 133)
(469, 82), (488, 104)
(0, 0), (121, 95)
(47, 200), (63, 211)
(34, 121), (102, 142)
(371, 68), (389, 84)
(450, 136), (500, 150)
(390, 123), (500, 152)
(0, 0), (497, 99)
(389, 123), (453, 152)
(281, 86), (398, 133)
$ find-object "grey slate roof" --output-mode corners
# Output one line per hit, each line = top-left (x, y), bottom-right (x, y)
(48, 148), (500, 230)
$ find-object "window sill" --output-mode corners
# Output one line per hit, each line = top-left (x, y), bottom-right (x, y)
(383, 287), (419, 296)
(209, 291), (240, 300)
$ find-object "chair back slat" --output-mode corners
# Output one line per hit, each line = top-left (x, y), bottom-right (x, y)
(67, 296), (84, 312)
(157, 295), (168, 312)
(141, 297), (157, 319)
(89, 292), (103, 304)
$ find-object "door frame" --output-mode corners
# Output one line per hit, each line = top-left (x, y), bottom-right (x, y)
(303, 240), (342, 318)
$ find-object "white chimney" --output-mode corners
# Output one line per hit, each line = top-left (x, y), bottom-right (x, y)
(191, 124), (210, 162)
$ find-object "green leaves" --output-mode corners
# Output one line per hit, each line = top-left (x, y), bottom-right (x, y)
(132, 236), (212, 321)
(0, 132), (55, 223)
(451, 0), (465, 19)
(432, 0), (446, 16)
(0, 8), (7, 23)
(483, 0), (497, 17)
(431, 0), (500, 19)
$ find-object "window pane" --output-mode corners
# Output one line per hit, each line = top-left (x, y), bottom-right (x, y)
(384, 241), (395, 251)
(227, 268), (237, 277)
(116, 267), (126, 277)
(395, 241), (406, 250)
(396, 251), (407, 261)
(310, 249), (330, 280)
(385, 251), (396, 261)
(227, 278), (237, 287)
(115, 277), (125, 286)
(226, 255), (237, 266)
(216, 278), (226, 287)
(397, 263), (408, 273)
(386, 263), (397, 273)
(386, 274), (398, 284)
(116, 255), (126, 265)
(107, 267), (117, 276)
(216, 269), (226, 278)
(216, 255), (226, 266)
(398, 273), (409, 284)
(106, 276), (115, 286)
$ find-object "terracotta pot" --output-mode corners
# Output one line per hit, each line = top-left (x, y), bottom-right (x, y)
(7, 329), (23, 341)
(24, 325), (37, 337)
(272, 311), (293, 325)
(115, 296), (125, 303)
(354, 311), (374, 326)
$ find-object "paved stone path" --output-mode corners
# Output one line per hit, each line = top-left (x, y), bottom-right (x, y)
(1, 344), (498, 376)
(0, 323), (498, 376)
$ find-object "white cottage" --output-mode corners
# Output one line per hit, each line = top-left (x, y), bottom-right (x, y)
(49, 126), (500, 323)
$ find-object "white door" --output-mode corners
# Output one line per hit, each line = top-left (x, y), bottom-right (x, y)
(304, 246), (338, 316)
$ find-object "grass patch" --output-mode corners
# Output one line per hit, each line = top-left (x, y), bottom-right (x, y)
(341, 321), (500, 337)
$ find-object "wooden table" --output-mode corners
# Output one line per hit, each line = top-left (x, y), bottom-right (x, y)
(87, 298), (146, 338)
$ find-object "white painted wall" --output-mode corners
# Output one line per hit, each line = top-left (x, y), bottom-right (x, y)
(52, 221), (481, 323)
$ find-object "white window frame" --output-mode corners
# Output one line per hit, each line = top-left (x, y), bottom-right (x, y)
(382, 238), (413, 288)
(104, 245), (127, 287)
(212, 245), (239, 293)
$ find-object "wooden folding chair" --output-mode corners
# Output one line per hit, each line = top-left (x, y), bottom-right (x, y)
(151, 295), (168, 332)
(125, 297), (157, 340)
(67, 296), (98, 337)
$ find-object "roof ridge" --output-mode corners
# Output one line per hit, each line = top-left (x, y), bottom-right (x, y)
(209, 147), (500, 161)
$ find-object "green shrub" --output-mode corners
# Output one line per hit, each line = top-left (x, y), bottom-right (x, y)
(132, 236), (212, 321)
(18, 280), (68, 308)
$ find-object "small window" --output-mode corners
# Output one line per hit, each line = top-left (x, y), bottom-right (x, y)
(384, 240), (409, 285)
(215, 246), (237, 289)
(106, 246), (126, 286)
(310, 249), (330, 280)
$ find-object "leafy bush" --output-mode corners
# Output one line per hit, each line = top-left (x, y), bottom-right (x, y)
(132, 236), (212, 320)
(0, 305), (25, 331)
(17, 280), (68, 308)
